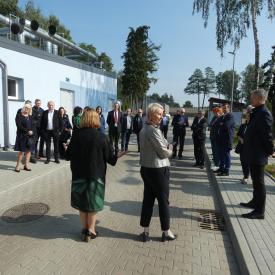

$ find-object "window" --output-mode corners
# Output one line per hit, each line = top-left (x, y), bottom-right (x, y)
(8, 79), (18, 99)
(7, 77), (24, 100)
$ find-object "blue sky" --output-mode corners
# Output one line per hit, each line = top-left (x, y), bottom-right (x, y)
(18, 0), (275, 106)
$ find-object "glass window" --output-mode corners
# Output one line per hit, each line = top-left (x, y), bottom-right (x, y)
(8, 78), (18, 99)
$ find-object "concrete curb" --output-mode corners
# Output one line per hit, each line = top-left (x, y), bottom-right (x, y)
(205, 145), (260, 275)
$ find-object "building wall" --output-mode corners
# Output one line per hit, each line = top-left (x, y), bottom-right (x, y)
(0, 39), (117, 146)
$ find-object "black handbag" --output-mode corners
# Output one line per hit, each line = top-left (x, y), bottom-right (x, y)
(26, 135), (35, 148)
(235, 142), (243, 154)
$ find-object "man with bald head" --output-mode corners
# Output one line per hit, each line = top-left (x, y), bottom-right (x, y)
(41, 101), (63, 164)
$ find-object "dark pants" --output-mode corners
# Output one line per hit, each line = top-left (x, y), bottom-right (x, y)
(121, 129), (131, 151)
(45, 130), (59, 161)
(193, 137), (205, 165)
(140, 166), (170, 231)
(210, 138), (219, 167)
(136, 132), (141, 152)
(161, 125), (168, 139)
(109, 127), (120, 155)
(173, 128), (186, 157)
(249, 164), (265, 214)
(240, 153), (250, 178)
(218, 145), (231, 173)
(34, 129), (44, 157)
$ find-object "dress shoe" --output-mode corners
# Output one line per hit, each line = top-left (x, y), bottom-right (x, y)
(172, 154), (176, 159)
(193, 163), (199, 167)
(213, 168), (222, 173)
(23, 166), (31, 171)
(30, 158), (37, 164)
(44, 160), (50, 164)
(81, 229), (88, 241)
(55, 159), (60, 164)
(140, 232), (150, 242)
(14, 168), (20, 173)
(199, 165), (204, 169)
(178, 155), (183, 160)
(240, 201), (256, 209)
(217, 172), (229, 176)
(242, 210), (264, 219)
(161, 232), (177, 242)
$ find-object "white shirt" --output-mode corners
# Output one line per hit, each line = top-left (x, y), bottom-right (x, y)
(114, 111), (118, 127)
(127, 116), (131, 129)
(47, 110), (54, 130)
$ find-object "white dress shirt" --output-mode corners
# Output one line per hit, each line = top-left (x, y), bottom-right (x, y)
(47, 110), (54, 130)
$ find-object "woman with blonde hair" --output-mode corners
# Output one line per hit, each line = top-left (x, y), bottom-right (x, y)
(14, 103), (35, 172)
(139, 103), (176, 242)
(66, 109), (118, 242)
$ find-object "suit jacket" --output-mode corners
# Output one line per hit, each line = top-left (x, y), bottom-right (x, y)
(41, 110), (63, 135)
(209, 115), (221, 140)
(172, 114), (189, 135)
(32, 106), (44, 129)
(107, 110), (123, 133)
(121, 114), (133, 133)
(243, 105), (273, 165)
(217, 112), (235, 149)
(133, 114), (143, 134)
(191, 116), (207, 140)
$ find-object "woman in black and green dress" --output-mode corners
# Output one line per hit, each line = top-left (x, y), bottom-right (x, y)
(66, 109), (118, 242)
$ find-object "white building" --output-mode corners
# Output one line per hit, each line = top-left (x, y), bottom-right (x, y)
(0, 36), (117, 148)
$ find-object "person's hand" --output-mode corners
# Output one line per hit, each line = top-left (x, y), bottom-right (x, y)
(28, 130), (33, 136)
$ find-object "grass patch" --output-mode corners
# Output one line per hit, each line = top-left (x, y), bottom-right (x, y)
(265, 164), (275, 177)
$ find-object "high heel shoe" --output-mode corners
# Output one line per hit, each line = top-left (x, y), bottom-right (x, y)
(140, 232), (150, 242)
(87, 230), (98, 239)
(23, 166), (31, 171)
(81, 229), (88, 241)
(161, 232), (177, 242)
(14, 168), (20, 172)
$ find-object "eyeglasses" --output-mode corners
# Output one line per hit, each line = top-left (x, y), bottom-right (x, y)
(138, 112), (142, 114)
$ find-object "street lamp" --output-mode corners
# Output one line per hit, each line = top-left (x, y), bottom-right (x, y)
(228, 49), (236, 112)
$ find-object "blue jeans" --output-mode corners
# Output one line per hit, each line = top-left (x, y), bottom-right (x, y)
(218, 145), (231, 172)
(121, 129), (131, 151)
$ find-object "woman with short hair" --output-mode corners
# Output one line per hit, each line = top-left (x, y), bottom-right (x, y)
(14, 104), (35, 172)
(139, 103), (176, 242)
(96, 106), (106, 134)
(66, 109), (118, 242)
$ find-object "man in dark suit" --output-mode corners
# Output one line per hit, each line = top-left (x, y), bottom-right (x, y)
(191, 110), (207, 168)
(160, 111), (169, 139)
(172, 108), (189, 159)
(121, 108), (133, 152)
(32, 99), (44, 159)
(133, 108), (144, 152)
(41, 101), (63, 164)
(215, 103), (235, 176)
(107, 101), (122, 156)
(240, 89), (273, 219)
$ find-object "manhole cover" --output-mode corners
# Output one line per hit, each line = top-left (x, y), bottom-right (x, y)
(1, 203), (49, 223)
(198, 210), (225, 231)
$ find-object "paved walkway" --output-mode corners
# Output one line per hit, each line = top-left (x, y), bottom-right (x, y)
(205, 142), (275, 275)
(0, 131), (239, 275)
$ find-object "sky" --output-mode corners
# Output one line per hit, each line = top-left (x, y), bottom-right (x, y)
(18, 0), (275, 106)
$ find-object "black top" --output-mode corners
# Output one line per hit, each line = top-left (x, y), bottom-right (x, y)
(107, 110), (123, 132)
(121, 115), (133, 132)
(133, 115), (143, 133)
(32, 106), (44, 129)
(66, 128), (117, 181)
(15, 114), (34, 135)
(172, 114), (189, 135)
(191, 116), (207, 140)
(209, 115), (221, 139)
(217, 112), (235, 148)
(243, 105), (274, 165)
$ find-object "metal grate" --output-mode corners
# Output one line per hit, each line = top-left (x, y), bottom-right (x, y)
(198, 210), (225, 231)
(1, 203), (49, 223)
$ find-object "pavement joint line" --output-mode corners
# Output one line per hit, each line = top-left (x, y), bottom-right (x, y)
(0, 163), (69, 196)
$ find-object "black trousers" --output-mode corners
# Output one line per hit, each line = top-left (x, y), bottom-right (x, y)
(161, 125), (168, 140)
(109, 127), (120, 155)
(173, 128), (186, 157)
(45, 130), (59, 161)
(249, 164), (265, 214)
(136, 132), (141, 152)
(140, 166), (170, 231)
(34, 129), (44, 156)
(193, 137), (205, 165)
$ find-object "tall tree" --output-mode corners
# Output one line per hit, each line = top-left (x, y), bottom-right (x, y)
(215, 72), (223, 98)
(183, 100), (193, 108)
(202, 67), (215, 108)
(184, 69), (204, 109)
(98, 52), (113, 72)
(219, 70), (242, 101)
(122, 26), (160, 109)
(241, 64), (264, 103)
(0, 0), (21, 16)
(193, 0), (275, 88)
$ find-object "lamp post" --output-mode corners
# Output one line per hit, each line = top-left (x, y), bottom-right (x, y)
(228, 49), (236, 112)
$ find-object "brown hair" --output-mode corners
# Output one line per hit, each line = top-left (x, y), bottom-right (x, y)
(80, 109), (100, 129)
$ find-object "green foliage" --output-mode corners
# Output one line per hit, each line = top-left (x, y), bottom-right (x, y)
(241, 64), (264, 103)
(215, 70), (242, 101)
(0, 0), (21, 16)
(148, 93), (180, 108)
(184, 68), (204, 108)
(183, 100), (193, 108)
(121, 25), (160, 109)
(98, 52), (113, 72)
(202, 67), (216, 108)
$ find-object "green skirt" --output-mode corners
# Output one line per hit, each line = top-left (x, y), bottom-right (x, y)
(71, 178), (105, 212)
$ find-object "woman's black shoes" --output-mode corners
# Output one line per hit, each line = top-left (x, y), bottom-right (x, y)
(82, 229), (98, 242)
(161, 232), (177, 242)
(141, 232), (150, 242)
(23, 166), (31, 171)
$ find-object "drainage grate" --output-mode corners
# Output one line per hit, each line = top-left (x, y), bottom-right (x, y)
(198, 210), (225, 231)
(1, 203), (49, 223)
